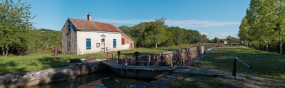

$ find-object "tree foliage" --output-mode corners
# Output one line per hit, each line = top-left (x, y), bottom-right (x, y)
(142, 18), (168, 48)
(119, 18), (207, 48)
(238, 0), (285, 53)
(0, 0), (35, 56)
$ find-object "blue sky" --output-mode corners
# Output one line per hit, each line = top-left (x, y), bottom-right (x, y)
(21, 0), (250, 39)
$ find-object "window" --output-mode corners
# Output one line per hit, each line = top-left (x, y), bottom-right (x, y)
(68, 23), (72, 32)
(113, 39), (116, 48)
(86, 38), (91, 50)
(101, 39), (105, 42)
(122, 38), (125, 45)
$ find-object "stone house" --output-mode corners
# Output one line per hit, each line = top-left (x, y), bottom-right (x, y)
(61, 12), (134, 55)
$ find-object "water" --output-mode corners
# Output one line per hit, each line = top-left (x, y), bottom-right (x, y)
(26, 71), (152, 88)
(207, 47), (215, 51)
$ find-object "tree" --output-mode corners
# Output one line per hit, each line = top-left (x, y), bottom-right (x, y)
(226, 35), (239, 44)
(213, 37), (220, 43)
(272, 0), (285, 54)
(167, 27), (184, 45)
(200, 34), (208, 43)
(142, 18), (168, 48)
(0, 0), (35, 56)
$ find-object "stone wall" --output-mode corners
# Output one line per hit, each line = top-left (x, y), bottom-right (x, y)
(0, 60), (107, 88)
(130, 46), (204, 66)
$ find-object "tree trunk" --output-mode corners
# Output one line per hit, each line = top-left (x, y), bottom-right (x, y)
(5, 50), (8, 56)
(250, 41), (252, 48)
(279, 26), (282, 54)
(155, 43), (157, 48)
(265, 43), (268, 51)
(155, 39), (157, 48)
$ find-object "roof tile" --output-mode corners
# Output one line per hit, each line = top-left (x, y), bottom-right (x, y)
(69, 18), (122, 32)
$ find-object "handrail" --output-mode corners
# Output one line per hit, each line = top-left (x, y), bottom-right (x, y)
(235, 57), (251, 69)
(232, 57), (251, 78)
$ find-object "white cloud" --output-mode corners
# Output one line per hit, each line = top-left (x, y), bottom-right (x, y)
(165, 20), (240, 28)
(91, 19), (240, 28)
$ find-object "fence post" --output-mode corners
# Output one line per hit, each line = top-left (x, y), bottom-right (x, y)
(232, 57), (237, 78)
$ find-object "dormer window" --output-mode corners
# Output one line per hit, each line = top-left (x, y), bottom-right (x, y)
(68, 23), (72, 32)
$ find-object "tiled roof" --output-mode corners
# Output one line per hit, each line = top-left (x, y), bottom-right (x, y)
(69, 18), (122, 32)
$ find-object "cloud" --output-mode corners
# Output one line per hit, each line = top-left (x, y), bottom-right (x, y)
(92, 19), (240, 28)
(165, 20), (240, 28)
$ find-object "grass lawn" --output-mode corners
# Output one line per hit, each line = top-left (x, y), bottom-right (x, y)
(168, 74), (243, 88)
(0, 43), (216, 73)
(194, 46), (285, 87)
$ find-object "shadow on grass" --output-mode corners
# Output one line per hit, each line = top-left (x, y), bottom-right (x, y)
(168, 75), (240, 88)
(0, 61), (26, 73)
(196, 47), (285, 87)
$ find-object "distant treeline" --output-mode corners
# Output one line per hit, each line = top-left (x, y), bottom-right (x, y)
(119, 18), (208, 48)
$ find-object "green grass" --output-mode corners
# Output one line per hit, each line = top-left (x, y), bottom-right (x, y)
(168, 74), (242, 88)
(196, 46), (285, 87)
(0, 44), (216, 73)
(0, 53), (104, 73)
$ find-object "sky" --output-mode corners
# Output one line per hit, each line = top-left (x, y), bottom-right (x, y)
(21, 0), (250, 39)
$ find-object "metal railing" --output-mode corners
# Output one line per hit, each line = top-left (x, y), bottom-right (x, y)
(232, 57), (251, 78)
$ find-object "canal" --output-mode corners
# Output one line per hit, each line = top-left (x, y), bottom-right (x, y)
(26, 71), (152, 88)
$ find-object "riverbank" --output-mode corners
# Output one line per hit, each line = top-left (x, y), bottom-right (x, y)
(0, 60), (107, 88)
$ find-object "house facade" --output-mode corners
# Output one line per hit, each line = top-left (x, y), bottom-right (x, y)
(62, 12), (134, 55)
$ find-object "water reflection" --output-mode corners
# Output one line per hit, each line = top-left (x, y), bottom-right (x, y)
(26, 71), (152, 88)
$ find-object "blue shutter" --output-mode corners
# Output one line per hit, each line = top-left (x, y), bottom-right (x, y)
(86, 39), (91, 49)
(113, 39), (116, 48)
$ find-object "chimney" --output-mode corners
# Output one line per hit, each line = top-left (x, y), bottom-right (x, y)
(87, 12), (91, 20)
